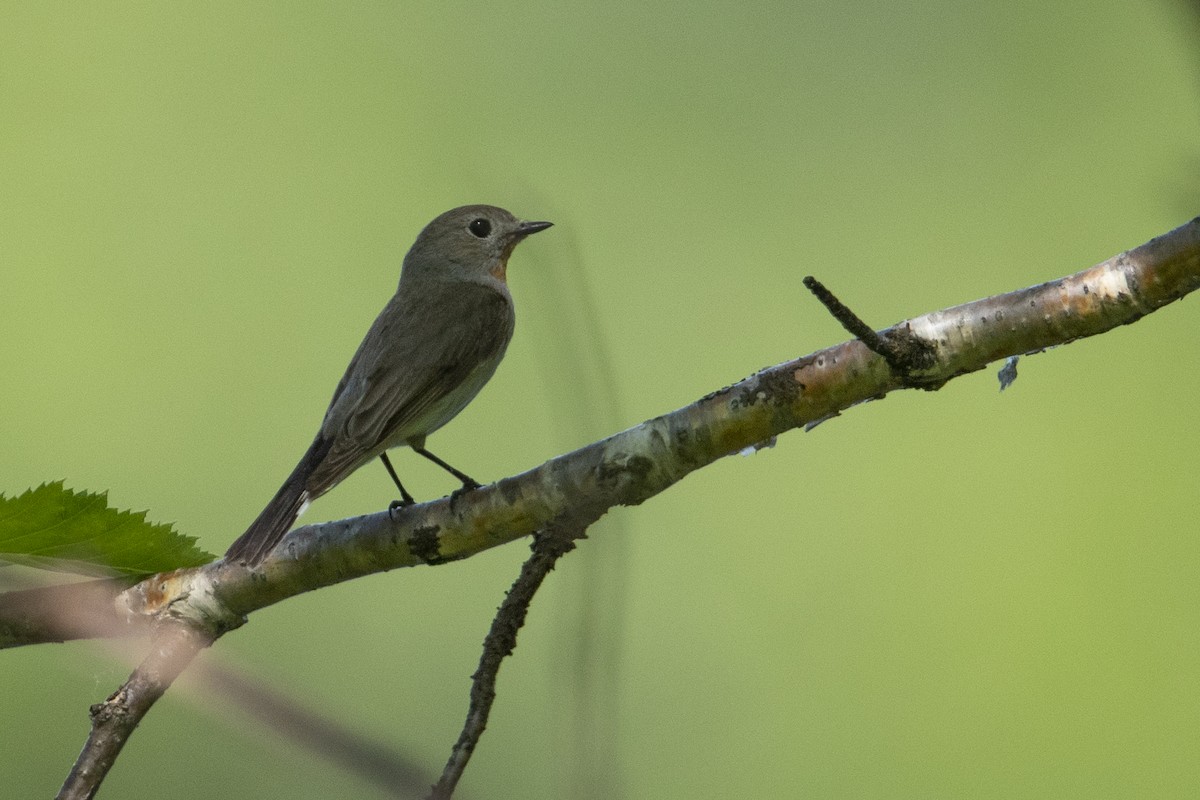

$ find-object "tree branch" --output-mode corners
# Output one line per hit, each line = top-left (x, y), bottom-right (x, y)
(56, 622), (215, 800)
(115, 216), (1200, 627)
(23, 215), (1200, 796)
(5, 217), (1198, 652)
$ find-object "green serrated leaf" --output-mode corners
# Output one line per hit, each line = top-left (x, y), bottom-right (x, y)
(0, 481), (215, 577)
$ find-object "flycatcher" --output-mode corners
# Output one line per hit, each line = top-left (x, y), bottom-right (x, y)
(225, 205), (552, 565)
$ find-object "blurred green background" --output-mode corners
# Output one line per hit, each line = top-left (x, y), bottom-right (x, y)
(3, 1), (1199, 798)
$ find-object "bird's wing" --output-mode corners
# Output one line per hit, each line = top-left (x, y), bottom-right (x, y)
(304, 281), (514, 494)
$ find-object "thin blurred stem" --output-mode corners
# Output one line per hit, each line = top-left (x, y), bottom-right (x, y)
(198, 662), (438, 798)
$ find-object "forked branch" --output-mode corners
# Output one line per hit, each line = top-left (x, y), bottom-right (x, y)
(34, 216), (1200, 797)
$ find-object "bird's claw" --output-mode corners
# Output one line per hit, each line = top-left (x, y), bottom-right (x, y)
(449, 480), (482, 509)
(388, 497), (415, 520)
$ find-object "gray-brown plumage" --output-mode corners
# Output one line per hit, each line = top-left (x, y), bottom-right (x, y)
(225, 205), (552, 565)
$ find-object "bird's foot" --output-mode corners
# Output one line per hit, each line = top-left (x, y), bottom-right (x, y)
(449, 480), (482, 510)
(388, 497), (416, 520)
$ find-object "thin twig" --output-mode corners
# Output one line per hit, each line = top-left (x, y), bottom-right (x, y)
(802, 275), (892, 358)
(56, 623), (214, 800)
(429, 525), (584, 799)
(803, 275), (939, 380)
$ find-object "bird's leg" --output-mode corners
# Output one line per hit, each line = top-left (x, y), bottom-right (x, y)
(380, 453), (416, 516)
(412, 447), (482, 489)
(413, 446), (482, 507)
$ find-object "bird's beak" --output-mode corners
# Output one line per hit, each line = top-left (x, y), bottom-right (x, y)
(517, 220), (553, 236)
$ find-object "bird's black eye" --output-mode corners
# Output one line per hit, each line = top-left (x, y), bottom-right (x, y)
(468, 218), (492, 238)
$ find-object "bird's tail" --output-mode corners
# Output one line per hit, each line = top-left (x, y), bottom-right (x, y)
(225, 438), (329, 566)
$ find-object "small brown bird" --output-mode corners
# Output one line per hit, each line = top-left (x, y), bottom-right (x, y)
(225, 205), (552, 565)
